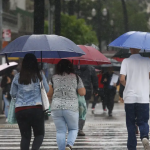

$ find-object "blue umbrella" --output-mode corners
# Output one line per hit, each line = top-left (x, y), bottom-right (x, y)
(0, 35), (85, 59)
(109, 31), (150, 51)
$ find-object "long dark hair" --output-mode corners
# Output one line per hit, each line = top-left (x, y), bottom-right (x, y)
(55, 59), (74, 75)
(19, 53), (42, 85)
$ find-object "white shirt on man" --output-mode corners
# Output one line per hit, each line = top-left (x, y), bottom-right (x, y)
(120, 54), (150, 103)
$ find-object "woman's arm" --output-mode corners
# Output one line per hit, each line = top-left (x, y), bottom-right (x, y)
(78, 87), (86, 96)
(47, 85), (54, 102)
(77, 76), (86, 96)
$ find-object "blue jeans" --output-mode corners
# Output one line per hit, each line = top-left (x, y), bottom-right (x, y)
(51, 109), (79, 150)
(3, 94), (10, 118)
(125, 103), (149, 150)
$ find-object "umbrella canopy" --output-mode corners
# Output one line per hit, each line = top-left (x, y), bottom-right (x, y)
(109, 31), (150, 51)
(0, 35), (85, 58)
(101, 58), (121, 67)
(0, 62), (18, 76)
(112, 49), (150, 62)
(37, 45), (111, 65)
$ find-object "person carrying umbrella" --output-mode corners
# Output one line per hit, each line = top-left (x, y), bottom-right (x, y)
(120, 48), (150, 150)
(48, 59), (86, 150)
(75, 65), (98, 136)
(1, 70), (12, 121)
(10, 53), (49, 150)
(101, 67), (119, 117)
(91, 70), (106, 114)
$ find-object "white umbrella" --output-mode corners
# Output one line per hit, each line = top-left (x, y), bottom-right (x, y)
(0, 62), (18, 76)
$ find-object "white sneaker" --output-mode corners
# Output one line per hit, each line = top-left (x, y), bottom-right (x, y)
(5, 118), (8, 122)
(142, 138), (150, 150)
(65, 145), (72, 150)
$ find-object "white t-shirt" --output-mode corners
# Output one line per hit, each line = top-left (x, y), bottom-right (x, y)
(120, 54), (150, 103)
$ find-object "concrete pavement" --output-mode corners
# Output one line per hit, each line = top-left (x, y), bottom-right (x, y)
(0, 103), (147, 149)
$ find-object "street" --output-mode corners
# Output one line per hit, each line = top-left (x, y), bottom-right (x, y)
(0, 103), (147, 150)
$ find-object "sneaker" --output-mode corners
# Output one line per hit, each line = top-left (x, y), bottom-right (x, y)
(78, 130), (85, 136)
(142, 138), (150, 150)
(5, 118), (8, 122)
(65, 144), (72, 150)
(103, 109), (107, 111)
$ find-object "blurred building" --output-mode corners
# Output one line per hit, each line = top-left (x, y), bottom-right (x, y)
(2, 0), (34, 61)
(2, 0), (33, 40)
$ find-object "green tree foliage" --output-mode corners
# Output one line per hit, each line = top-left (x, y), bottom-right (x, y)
(108, 0), (150, 37)
(61, 13), (98, 45)
(44, 13), (98, 45)
(75, 0), (150, 42)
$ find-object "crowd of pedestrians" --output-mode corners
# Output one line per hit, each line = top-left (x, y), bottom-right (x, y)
(1, 47), (150, 150)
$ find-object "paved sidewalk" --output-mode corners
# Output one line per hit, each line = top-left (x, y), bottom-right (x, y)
(0, 103), (147, 150)
(0, 102), (125, 125)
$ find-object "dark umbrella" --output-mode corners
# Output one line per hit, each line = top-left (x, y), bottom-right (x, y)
(37, 45), (111, 65)
(112, 49), (150, 62)
(0, 35), (85, 65)
(95, 59), (121, 72)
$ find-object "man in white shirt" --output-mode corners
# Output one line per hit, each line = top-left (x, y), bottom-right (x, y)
(120, 48), (150, 150)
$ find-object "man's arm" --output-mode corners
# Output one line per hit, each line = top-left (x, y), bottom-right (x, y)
(120, 74), (126, 86)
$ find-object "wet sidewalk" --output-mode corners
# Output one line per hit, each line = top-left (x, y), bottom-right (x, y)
(0, 103), (147, 150)
(0, 102), (125, 125)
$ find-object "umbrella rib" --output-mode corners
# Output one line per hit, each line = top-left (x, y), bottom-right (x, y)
(143, 32), (148, 50)
(19, 35), (32, 52)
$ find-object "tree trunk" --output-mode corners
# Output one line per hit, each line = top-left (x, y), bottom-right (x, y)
(68, 0), (75, 15)
(34, 0), (45, 34)
(62, 0), (66, 13)
(121, 0), (128, 32)
(55, 0), (61, 35)
(77, 0), (80, 18)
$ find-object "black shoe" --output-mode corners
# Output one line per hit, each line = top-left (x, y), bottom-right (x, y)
(78, 130), (85, 136)
(91, 109), (95, 114)
(109, 112), (112, 117)
(65, 144), (72, 150)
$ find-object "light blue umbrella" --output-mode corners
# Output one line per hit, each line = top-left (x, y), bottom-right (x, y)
(109, 31), (150, 51)
(0, 35), (85, 58)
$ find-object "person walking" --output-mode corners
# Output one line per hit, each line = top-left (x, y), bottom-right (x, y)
(1, 71), (12, 121)
(120, 48), (150, 150)
(75, 65), (98, 136)
(102, 67), (119, 117)
(10, 53), (49, 150)
(91, 70), (106, 114)
(48, 59), (86, 150)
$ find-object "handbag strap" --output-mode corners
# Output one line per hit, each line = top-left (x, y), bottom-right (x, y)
(40, 80), (44, 89)
(76, 74), (79, 94)
(76, 74), (79, 85)
(50, 77), (53, 88)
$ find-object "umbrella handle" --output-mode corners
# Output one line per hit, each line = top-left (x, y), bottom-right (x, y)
(5, 54), (9, 65)
(41, 51), (43, 69)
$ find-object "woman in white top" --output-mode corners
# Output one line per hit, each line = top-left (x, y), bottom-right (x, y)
(48, 59), (86, 150)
